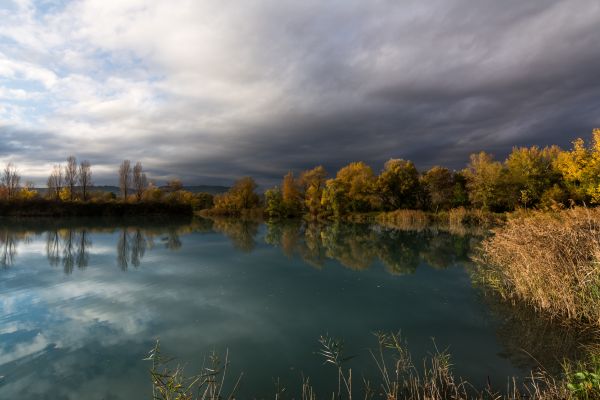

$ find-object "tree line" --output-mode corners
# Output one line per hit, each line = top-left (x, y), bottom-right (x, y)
(211, 129), (600, 218)
(0, 157), (213, 209)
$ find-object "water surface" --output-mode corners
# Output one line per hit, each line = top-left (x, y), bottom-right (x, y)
(0, 217), (580, 399)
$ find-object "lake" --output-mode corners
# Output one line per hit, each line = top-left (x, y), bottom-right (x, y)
(0, 217), (584, 399)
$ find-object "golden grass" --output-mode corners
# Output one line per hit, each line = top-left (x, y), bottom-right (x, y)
(477, 207), (600, 327)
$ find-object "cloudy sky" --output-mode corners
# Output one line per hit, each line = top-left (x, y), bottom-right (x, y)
(1, 0), (600, 186)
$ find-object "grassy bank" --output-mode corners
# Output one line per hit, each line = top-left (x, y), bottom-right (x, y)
(0, 199), (193, 217)
(476, 207), (600, 327)
(146, 333), (600, 400)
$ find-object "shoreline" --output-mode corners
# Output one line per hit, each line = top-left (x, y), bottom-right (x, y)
(0, 199), (193, 217)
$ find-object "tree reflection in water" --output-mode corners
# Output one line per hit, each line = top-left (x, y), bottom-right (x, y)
(0, 229), (26, 268)
(262, 220), (475, 274)
(0, 217), (193, 272)
(478, 288), (600, 377)
(211, 217), (259, 252)
(46, 228), (99, 273)
(0, 216), (595, 379)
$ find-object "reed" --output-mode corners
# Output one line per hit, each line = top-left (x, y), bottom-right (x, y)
(476, 207), (600, 327)
(147, 333), (585, 399)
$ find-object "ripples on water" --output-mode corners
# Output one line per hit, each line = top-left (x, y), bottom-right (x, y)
(0, 217), (592, 399)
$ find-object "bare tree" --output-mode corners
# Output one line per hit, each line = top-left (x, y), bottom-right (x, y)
(119, 160), (132, 199)
(47, 165), (63, 200)
(78, 160), (92, 201)
(1, 162), (21, 200)
(132, 162), (148, 201)
(65, 156), (78, 200)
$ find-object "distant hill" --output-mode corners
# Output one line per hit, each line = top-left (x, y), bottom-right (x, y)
(34, 185), (229, 195)
(163, 185), (229, 194)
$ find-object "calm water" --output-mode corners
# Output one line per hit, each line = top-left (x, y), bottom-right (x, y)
(0, 217), (581, 399)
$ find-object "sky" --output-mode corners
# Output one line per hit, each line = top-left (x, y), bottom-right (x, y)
(1, 0), (600, 186)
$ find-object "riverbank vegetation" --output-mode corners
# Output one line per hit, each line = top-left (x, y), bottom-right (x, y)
(0, 198), (194, 217)
(476, 207), (600, 328)
(208, 129), (600, 221)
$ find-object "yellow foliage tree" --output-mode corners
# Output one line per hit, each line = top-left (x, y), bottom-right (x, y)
(300, 166), (327, 218)
(18, 187), (38, 200)
(330, 162), (376, 213)
(59, 187), (71, 202)
(555, 129), (600, 204)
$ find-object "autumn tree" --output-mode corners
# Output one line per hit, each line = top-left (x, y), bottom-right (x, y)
(64, 156), (78, 200)
(166, 179), (183, 192)
(214, 177), (260, 213)
(299, 166), (327, 219)
(554, 129), (600, 204)
(132, 162), (148, 201)
(422, 166), (454, 211)
(463, 152), (511, 211)
(119, 160), (132, 200)
(47, 165), (63, 200)
(141, 182), (163, 201)
(450, 172), (470, 208)
(321, 179), (347, 218)
(281, 171), (303, 216)
(330, 162), (376, 213)
(231, 177), (260, 209)
(194, 193), (214, 210)
(19, 181), (38, 200)
(505, 145), (561, 208)
(78, 160), (92, 201)
(1, 162), (20, 199)
(376, 159), (420, 210)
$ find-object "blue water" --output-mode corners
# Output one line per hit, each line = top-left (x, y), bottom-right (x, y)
(0, 217), (554, 399)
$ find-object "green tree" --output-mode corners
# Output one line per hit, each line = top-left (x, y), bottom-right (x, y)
(451, 172), (470, 208)
(265, 187), (285, 218)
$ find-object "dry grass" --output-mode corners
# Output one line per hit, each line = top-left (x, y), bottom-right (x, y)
(476, 207), (600, 327)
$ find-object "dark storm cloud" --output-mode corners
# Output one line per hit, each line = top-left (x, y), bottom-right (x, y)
(1, 0), (600, 185)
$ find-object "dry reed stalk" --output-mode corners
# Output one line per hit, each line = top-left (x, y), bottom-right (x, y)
(477, 207), (600, 326)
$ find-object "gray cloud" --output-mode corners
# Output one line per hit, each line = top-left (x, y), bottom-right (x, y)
(1, 0), (599, 186)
